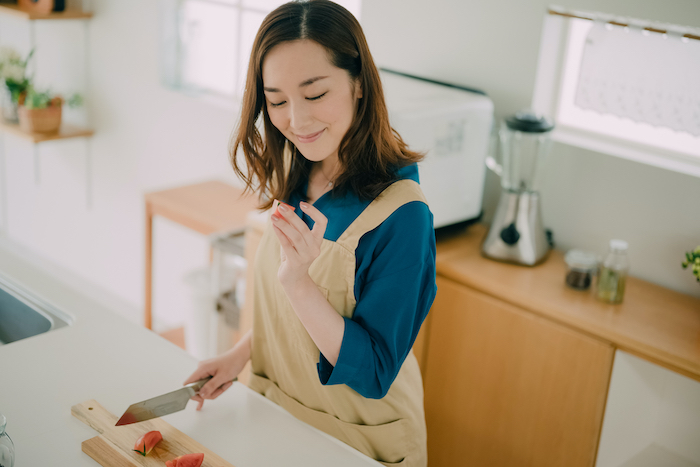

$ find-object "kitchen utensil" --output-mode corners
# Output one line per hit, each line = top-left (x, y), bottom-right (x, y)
(72, 399), (234, 467)
(381, 69), (494, 230)
(116, 377), (235, 426)
(482, 110), (554, 266)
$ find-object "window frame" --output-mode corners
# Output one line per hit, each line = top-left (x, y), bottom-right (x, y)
(531, 9), (700, 178)
(160, 0), (362, 113)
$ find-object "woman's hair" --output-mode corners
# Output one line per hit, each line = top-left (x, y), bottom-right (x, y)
(229, 0), (423, 208)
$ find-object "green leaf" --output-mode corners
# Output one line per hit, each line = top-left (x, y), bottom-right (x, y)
(133, 443), (147, 456)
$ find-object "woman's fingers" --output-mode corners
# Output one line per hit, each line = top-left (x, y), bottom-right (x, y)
(272, 203), (311, 247)
(299, 202), (328, 240)
(209, 381), (234, 399)
(272, 221), (295, 254)
(182, 365), (212, 386)
(190, 380), (234, 410)
(200, 374), (236, 398)
(272, 214), (306, 248)
(190, 394), (205, 411)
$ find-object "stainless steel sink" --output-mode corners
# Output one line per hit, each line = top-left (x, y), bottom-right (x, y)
(0, 273), (73, 345)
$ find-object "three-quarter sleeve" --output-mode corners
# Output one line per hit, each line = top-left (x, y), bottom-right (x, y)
(317, 200), (437, 399)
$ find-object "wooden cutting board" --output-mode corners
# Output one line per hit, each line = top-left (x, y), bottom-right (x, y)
(71, 399), (235, 467)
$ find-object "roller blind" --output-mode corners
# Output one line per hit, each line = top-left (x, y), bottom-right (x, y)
(575, 20), (700, 137)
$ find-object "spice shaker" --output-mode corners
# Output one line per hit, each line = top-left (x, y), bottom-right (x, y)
(564, 250), (599, 290)
(0, 413), (15, 467)
(597, 239), (629, 304)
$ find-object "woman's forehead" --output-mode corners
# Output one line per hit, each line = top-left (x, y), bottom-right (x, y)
(262, 40), (340, 89)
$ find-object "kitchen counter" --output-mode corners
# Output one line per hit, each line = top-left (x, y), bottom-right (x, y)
(0, 242), (381, 466)
(434, 223), (700, 383)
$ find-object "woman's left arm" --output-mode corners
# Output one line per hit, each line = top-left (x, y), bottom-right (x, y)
(271, 200), (345, 365)
(318, 201), (437, 399)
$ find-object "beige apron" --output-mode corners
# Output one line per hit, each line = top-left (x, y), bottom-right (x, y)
(248, 179), (429, 466)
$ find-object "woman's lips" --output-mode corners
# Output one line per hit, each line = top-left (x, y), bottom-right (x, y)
(296, 129), (324, 144)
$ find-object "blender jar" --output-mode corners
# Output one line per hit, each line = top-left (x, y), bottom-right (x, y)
(498, 110), (554, 193)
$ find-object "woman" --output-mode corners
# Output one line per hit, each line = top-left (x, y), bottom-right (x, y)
(183, 1), (437, 465)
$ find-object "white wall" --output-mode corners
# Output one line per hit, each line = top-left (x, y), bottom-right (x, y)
(0, 0), (698, 334)
(362, 0), (700, 298)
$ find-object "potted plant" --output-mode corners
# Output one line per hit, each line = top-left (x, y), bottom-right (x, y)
(0, 47), (34, 123)
(682, 247), (700, 283)
(17, 85), (82, 134)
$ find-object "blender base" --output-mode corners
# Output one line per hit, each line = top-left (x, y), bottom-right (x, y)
(481, 190), (551, 266)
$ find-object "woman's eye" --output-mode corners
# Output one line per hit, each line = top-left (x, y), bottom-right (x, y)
(307, 92), (327, 101)
(270, 100), (286, 108)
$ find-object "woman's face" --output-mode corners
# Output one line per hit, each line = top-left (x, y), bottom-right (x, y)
(262, 39), (362, 163)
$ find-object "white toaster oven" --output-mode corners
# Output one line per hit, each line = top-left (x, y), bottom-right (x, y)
(381, 69), (494, 229)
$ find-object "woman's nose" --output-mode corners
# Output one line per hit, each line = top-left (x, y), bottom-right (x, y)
(288, 102), (313, 131)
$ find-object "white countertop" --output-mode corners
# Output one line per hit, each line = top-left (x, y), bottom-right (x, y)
(0, 241), (381, 467)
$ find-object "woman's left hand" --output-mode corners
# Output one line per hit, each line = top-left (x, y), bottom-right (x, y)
(271, 200), (328, 288)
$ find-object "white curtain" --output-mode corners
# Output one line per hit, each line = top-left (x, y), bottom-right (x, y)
(575, 20), (700, 136)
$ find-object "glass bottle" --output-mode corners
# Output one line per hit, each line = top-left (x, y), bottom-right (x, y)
(0, 413), (15, 467)
(596, 240), (629, 304)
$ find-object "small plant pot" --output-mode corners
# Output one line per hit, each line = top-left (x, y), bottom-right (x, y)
(18, 105), (62, 134)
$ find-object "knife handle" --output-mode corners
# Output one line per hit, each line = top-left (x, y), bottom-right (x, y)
(189, 376), (238, 393)
(189, 376), (213, 393)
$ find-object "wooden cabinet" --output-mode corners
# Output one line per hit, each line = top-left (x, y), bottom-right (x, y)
(423, 276), (614, 467)
(423, 224), (700, 467)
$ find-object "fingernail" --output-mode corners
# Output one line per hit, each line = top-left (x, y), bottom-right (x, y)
(300, 202), (308, 208)
(279, 204), (287, 212)
(271, 215), (279, 222)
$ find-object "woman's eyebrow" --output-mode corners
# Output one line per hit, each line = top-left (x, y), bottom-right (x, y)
(264, 76), (328, 93)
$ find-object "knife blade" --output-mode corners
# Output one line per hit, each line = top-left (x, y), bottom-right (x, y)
(115, 376), (235, 426)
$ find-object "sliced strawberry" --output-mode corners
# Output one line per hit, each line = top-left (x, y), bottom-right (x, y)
(274, 200), (295, 218)
(171, 453), (204, 467)
(132, 430), (162, 456)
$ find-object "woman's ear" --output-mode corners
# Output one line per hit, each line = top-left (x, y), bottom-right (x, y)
(354, 78), (363, 99)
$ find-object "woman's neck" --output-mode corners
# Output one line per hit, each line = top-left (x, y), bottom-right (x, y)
(307, 157), (340, 204)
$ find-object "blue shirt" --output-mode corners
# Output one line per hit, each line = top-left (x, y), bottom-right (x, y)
(287, 163), (437, 399)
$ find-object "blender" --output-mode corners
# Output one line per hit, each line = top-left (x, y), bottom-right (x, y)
(481, 110), (554, 266)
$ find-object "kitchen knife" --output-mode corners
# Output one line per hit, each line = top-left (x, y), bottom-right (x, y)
(115, 376), (236, 426)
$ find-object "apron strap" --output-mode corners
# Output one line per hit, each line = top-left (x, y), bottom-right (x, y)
(336, 179), (428, 252)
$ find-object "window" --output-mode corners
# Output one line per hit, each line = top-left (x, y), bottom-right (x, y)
(532, 7), (700, 177)
(159, 0), (362, 108)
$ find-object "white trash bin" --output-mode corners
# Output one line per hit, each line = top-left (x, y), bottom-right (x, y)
(183, 265), (240, 360)
(183, 228), (247, 360)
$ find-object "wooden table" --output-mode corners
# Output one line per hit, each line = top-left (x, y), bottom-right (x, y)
(144, 180), (259, 330)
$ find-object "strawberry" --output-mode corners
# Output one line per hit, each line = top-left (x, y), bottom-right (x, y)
(132, 430), (162, 456)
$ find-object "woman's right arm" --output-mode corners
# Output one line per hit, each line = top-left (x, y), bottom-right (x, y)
(183, 328), (252, 410)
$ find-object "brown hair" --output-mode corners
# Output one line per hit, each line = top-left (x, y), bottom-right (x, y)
(229, 0), (423, 209)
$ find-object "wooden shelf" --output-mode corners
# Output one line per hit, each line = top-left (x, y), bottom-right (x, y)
(0, 4), (92, 20)
(0, 120), (94, 143)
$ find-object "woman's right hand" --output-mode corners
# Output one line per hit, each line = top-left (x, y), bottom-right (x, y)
(183, 339), (249, 410)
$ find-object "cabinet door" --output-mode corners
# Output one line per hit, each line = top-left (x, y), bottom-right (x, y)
(424, 276), (614, 467)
